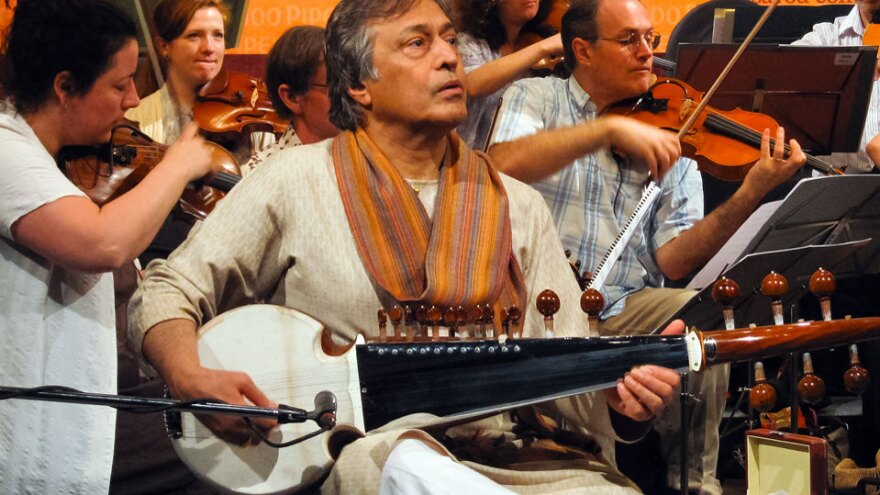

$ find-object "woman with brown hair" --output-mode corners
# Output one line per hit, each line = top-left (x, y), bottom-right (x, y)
(0, 0), (213, 491)
(455, 0), (563, 150)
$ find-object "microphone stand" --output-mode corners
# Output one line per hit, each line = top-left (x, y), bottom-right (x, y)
(0, 385), (337, 428)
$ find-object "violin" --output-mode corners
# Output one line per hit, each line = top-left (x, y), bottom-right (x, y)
(605, 78), (844, 181)
(194, 68), (286, 138)
(60, 124), (241, 221)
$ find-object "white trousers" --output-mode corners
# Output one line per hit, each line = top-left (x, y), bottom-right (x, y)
(379, 439), (517, 495)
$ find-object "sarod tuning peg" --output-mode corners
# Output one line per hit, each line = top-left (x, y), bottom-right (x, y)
(536, 289), (560, 338)
(797, 352), (825, 405)
(579, 288), (604, 335)
(809, 267), (835, 322)
(761, 271), (788, 326)
(749, 361), (777, 413)
(844, 344), (870, 395)
(712, 276), (739, 330)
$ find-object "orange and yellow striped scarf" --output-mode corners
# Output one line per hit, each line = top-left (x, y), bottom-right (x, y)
(332, 128), (525, 315)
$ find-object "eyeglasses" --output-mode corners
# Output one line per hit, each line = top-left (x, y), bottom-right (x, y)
(310, 83), (329, 92)
(594, 31), (661, 52)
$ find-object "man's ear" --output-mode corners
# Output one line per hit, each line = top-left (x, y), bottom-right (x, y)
(348, 83), (371, 107)
(277, 84), (303, 116)
(53, 71), (75, 107)
(571, 37), (592, 68)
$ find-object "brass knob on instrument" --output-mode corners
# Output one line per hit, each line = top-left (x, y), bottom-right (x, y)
(749, 361), (777, 413)
(470, 305), (484, 339)
(809, 267), (836, 322)
(444, 307), (458, 338)
(388, 305), (404, 340)
(536, 289), (560, 338)
(507, 305), (523, 338)
(579, 288), (604, 335)
(844, 344), (870, 395)
(377, 309), (388, 342)
(712, 276), (739, 330)
(416, 305), (428, 338)
(427, 305), (442, 341)
(404, 305), (415, 341)
(797, 352), (826, 405)
(456, 306), (468, 339)
(761, 271), (789, 325)
(483, 303), (496, 338)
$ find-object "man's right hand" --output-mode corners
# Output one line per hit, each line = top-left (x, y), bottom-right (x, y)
(167, 366), (277, 446)
(601, 115), (682, 179)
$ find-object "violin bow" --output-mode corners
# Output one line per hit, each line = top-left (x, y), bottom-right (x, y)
(676, 0), (781, 139)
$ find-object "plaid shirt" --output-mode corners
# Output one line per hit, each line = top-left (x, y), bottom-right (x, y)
(791, 5), (880, 174)
(491, 76), (703, 317)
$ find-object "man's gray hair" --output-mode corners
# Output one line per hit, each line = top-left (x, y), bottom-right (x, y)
(325, 0), (454, 130)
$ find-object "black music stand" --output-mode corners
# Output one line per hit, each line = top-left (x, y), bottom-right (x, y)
(674, 175), (880, 331)
(674, 43), (876, 156)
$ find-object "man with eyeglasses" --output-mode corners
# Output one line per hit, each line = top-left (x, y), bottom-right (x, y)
(241, 25), (339, 176)
(488, 0), (805, 493)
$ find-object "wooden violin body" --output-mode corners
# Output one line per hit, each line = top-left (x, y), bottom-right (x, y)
(60, 124), (241, 221)
(607, 78), (842, 180)
(195, 68), (286, 138)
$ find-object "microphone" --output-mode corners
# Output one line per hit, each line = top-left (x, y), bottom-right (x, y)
(311, 391), (337, 429)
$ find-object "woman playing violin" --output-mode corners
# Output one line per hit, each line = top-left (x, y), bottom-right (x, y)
(0, 0), (213, 492)
(455, 0), (563, 150)
(126, 1), (231, 143)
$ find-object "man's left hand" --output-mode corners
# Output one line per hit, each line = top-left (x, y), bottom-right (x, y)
(604, 364), (681, 422)
(743, 126), (806, 198)
(603, 319), (683, 422)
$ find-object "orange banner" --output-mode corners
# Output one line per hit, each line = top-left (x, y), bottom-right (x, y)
(0, 0), (856, 55)
(228, 0), (855, 55)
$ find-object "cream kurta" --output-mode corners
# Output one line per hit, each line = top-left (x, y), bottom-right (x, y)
(128, 138), (641, 494)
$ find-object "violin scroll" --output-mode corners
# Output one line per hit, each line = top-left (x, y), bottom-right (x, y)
(195, 68), (287, 137)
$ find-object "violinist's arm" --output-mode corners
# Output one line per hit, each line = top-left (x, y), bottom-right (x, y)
(12, 124), (213, 273)
(655, 128), (805, 280)
(490, 115), (680, 183)
(464, 34), (562, 98)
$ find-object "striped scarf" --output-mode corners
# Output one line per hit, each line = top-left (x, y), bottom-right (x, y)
(332, 128), (525, 316)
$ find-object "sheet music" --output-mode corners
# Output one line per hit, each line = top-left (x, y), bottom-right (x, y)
(687, 200), (781, 290)
(589, 182), (661, 290)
